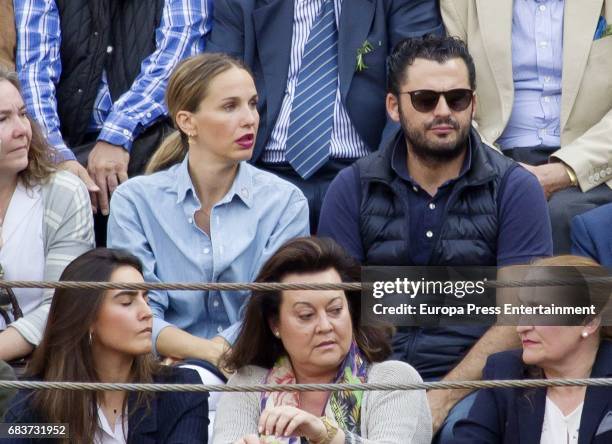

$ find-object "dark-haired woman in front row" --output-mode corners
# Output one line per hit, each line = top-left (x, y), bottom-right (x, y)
(4, 249), (209, 443)
(213, 237), (431, 444)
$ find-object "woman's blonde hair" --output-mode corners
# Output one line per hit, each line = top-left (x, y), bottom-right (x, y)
(0, 67), (56, 186)
(145, 53), (253, 174)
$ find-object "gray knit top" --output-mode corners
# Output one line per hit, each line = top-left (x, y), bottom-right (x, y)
(212, 360), (432, 444)
(9, 171), (94, 345)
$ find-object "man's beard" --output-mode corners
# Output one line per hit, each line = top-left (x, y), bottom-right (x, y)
(399, 105), (471, 165)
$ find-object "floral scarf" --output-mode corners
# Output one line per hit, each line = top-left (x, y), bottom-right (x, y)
(259, 341), (368, 443)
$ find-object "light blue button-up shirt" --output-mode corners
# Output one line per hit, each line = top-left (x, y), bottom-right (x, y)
(497, 0), (564, 150)
(107, 156), (309, 351)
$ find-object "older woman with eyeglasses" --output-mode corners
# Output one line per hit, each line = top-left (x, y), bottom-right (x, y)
(0, 67), (94, 363)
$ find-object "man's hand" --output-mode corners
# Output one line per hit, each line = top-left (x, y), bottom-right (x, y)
(427, 389), (454, 435)
(87, 141), (129, 215)
(58, 160), (101, 212)
(519, 162), (572, 199)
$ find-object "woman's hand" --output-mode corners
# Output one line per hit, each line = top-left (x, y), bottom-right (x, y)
(258, 406), (327, 442)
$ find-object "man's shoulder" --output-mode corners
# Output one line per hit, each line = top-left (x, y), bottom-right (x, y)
(472, 137), (539, 196)
(354, 143), (395, 181)
(498, 162), (544, 201)
(474, 138), (517, 174)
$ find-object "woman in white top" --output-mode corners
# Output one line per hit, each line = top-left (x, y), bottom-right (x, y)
(452, 255), (612, 444)
(0, 67), (94, 362)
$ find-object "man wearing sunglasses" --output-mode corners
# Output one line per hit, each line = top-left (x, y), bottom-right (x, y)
(319, 36), (552, 441)
(441, 0), (612, 255)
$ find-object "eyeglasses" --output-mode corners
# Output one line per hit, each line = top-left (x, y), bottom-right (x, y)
(399, 89), (474, 113)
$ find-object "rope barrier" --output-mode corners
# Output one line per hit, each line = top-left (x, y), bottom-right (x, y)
(0, 277), (611, 291)
(1, 378), (612, 393)
(0, 281), (359, 291)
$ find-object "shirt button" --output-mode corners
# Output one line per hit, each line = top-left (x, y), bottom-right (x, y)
(594, 173), (600, 181)
(146, 112), (152, 118)
(544, 76), (551, 83)
(213, 300), (219, 308)
(606, 167), (612, 175)
(540, 41), (548, 48)
(543, 97), (550, 103)
(122, 129), (130, 136)
(203, 247), (210, 254)
(188, 217), (193, 224)
(93, 31), (99, 37)
(77, 88), (83, 94)
(412, 186), (419, 193)
(217, 326), (223, 333)
(539, 4), (546, 12)
(429, 203), (436, 210)
(106, 45), (114, 54)
(426, 230), (433, 238)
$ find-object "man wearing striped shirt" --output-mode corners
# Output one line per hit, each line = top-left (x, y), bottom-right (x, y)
(15, 0), (211, 244)
(206, 0), (443, 230)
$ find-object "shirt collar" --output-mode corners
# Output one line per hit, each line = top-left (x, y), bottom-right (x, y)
(391, 135), (473, 187)
(174, 155), (254, 208)
(218, 162), (254, 208)
(175, 155), (194, 204)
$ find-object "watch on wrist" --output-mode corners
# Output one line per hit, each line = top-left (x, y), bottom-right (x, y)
(310, 416), (338, 444)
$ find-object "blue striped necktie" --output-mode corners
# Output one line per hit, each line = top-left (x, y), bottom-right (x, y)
(285, 0), (338, 179)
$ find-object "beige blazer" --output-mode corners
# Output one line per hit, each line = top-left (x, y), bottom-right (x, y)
(441, 0), (612, 191)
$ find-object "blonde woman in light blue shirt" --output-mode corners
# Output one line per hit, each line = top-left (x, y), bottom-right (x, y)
(107, 53), (309, 373)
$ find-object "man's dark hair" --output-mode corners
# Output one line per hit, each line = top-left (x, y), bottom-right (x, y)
(387, 35), (476, 96)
